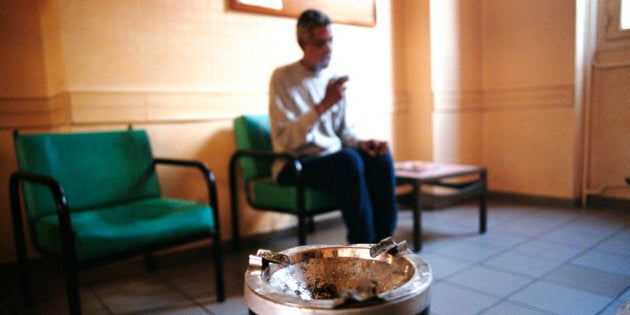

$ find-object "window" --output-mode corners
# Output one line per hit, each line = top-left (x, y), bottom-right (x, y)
(607, 0), (630, 39)
(622, 0), (629, 29)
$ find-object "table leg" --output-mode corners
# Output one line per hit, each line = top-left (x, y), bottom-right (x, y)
(412, 181), (422, 252)
(479, 170), (487, 234)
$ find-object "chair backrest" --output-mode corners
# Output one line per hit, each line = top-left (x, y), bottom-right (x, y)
(233, 115), (273, 180)
(14, 130), (161, 221)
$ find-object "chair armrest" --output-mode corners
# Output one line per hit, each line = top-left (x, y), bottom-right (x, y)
(230, 149), (305, 199)
(152, 158), (219, 212)
(10, 171), (71, 223)
(228, 149), (306, 210)
(9, 171), (75, 258)
(229, 149), (303, 177)
(230, 149), (294, 161)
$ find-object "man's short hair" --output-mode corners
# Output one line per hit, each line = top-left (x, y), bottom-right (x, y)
(297, 9), (331, 48)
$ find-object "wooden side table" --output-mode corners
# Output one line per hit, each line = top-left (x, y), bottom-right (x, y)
(395, 161), (488, 252)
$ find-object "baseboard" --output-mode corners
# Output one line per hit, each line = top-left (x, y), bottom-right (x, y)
(488, 191), (630, 210)
(488, 191), (580, 208)
(586, 195), (630, 210)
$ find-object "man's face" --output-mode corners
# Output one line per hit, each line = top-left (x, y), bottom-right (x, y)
(302, 26), (333, 71)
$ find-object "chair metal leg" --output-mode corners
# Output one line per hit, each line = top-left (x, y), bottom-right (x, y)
(307, 217), (315, 233)
(232, 210), (241, 251)
(16, 248), (32, 307)
(298, 215), (307, 246)
(296, 173), (307, 246)
(229, 156), (241, 251)
(213, 239), (226, 302)
(10, 176), (33, 307)
(65, 269), (81, 315)
(412, 181), (422, 252)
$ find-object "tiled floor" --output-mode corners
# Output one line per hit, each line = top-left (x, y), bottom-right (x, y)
(2, 200), (629, 315)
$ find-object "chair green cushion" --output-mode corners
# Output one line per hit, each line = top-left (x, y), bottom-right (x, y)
(33, 198), (215, 262)
(251, 179), (337, 212)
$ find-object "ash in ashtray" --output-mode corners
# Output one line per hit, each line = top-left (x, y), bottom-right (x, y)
(268, 257), (411, 301)
(309, 281), (338, 299)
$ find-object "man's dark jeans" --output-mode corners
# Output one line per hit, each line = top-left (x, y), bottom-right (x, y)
(278, 148), (398, 244)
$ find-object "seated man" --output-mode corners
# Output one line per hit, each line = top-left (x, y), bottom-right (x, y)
(268, 9), (398, 244)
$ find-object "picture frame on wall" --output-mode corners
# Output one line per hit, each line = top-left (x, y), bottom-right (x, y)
(229, 0), (376, 27)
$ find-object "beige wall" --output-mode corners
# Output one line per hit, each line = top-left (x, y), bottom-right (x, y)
(431, 0), (484, 166)
(391, 1), (433, 161)
(587, 0), (630, 200)
(430, 0), (578, 198)
(481, 0), (578, 198)
(1, 0), (628, 264)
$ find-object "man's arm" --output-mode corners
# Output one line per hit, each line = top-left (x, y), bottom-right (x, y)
(268, 69), (319, 153)
(315, 76), (348, 115)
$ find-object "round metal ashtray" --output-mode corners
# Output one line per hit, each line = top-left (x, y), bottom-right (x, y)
(244, 238), (432, 315)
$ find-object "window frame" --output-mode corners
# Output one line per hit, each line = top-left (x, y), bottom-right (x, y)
(606, 0), (630, 39)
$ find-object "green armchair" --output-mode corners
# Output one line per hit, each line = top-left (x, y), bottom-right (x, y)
(9, 129), (224, 315)
(229, 114), (338, 249)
